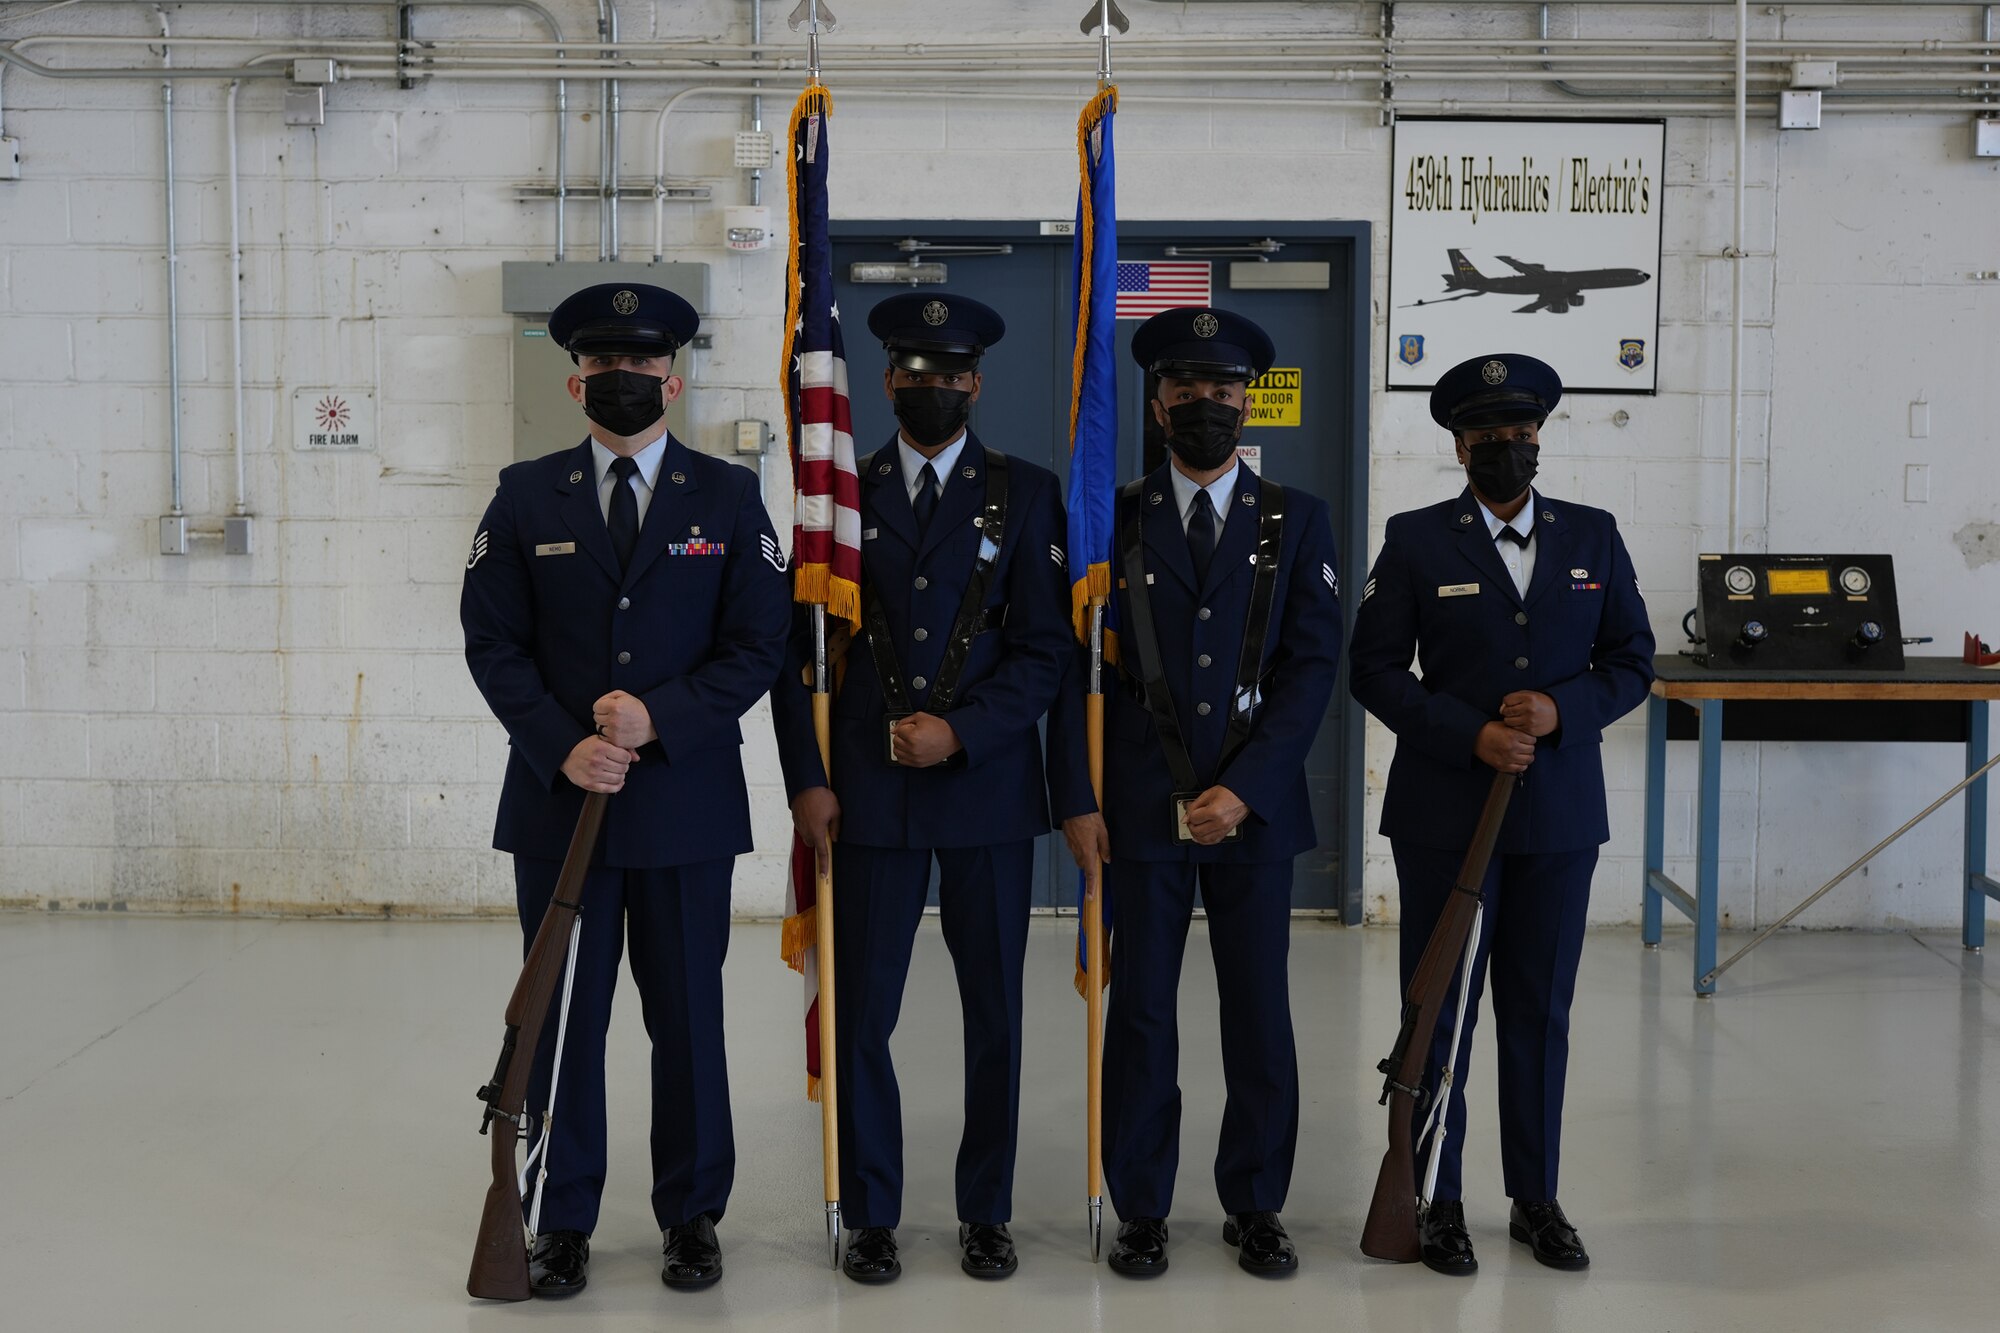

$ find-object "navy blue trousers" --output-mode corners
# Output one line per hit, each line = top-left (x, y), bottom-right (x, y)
(513, 855), (735, 1234)
(1392, 842), (1597, 1204)
(832, 839), (1031, 1229)
(1101, 858), (1298, 1222)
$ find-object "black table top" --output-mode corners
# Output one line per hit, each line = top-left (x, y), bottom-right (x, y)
(1653, 653), (2000, 687)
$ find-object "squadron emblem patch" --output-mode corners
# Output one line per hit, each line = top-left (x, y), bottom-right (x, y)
(1618, 338), (1646, 371)
(1398, 334), (1425, 367)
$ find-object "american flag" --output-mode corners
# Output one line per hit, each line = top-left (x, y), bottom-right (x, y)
(779, 85), (857, 1104)
(1115, 260), (1212, 319)
(784, 87), (860, 630)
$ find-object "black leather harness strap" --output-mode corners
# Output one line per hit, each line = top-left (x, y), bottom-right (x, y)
(1116, 472), (1287, 803)
(925, 449), (1011, 712)
(1116, 479), (1200, 796)
(1223, 479), (1285, 767)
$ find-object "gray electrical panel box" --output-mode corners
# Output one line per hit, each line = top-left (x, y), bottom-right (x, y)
(501, 261), (711, 463)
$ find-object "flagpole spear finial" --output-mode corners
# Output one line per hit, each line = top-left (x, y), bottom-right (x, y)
(789, 0), (839, 86)
(1079, 1), (1128, 91)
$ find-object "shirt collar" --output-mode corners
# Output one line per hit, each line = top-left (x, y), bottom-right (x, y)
(1169, 458), (1241, 524)
(1476, 488), (1537, 542)
(897, 431), (968, 490)
(591, 430), (669, 492)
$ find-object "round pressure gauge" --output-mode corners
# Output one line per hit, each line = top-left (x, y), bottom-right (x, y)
(1724, 564), (1756, 595)
(1839, 566), (1871, 595)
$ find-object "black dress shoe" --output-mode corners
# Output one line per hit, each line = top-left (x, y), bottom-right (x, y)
(958, 1222), (1018, 1279)
(527, 1229), (590, 1297)
(1510, 1199), (1590, 1271)
(1223, 1211), (1298, 1276)
(661, 1216), (724, 1289)
(1107, 1217), (1169, 1278)
(843, 1227), (901, 1284)
(1420, 1201), (1478, 1276)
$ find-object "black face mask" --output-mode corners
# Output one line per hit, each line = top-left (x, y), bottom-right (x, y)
(1466, 439), (1540, 503)
(582, 368), (667, 438)
(892, 386), (972, 448)
(1164, 398), (1244, 472)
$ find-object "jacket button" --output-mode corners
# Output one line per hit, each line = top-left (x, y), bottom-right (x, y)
(912, 675), (928, 690)
(1514, 611), (1527, 625)
(913, 628), (928, 642)
(617, 651), (632, 665)
(1196, 702), (1212, 717)
(914, 576), (928, 591)
(1197, 607), (1212, 621)
(1197, 653), (1212, 668)
(1514, 656), (1528, 669)
(618, 597), (631, 611)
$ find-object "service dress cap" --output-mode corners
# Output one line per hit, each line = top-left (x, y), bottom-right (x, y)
(548, 282), (700, 359)
(1129, 306), (1276, 383)
(1430, 353), (1563, 432)
(867, 291), (1006, 375)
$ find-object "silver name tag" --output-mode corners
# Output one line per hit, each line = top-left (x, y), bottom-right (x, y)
(535, 542), (577, 557)
(1437, 582), (1479, 598)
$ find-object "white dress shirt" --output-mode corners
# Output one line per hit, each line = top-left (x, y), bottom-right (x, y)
(896, 431), (969, 503)
(590, 430), (668, 527)
(1477, 488), (1538, 598)
(1167, 459), (1242, 541)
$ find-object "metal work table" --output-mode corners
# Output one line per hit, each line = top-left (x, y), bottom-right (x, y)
(1642, 654), (2000, 994)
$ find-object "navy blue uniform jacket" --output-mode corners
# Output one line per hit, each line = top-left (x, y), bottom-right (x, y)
(1049, 464), (1345, 863)
(1348, 488), (1655, 854)
(462, 435), (791, 867)
(770, 434), (1074, 849)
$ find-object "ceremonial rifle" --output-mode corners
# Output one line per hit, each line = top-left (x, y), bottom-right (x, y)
(1360, 772), (1515, 1262)
(467, 790), (608, 1301)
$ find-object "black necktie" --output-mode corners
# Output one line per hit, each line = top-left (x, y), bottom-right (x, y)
(1188, 489), (1217, 584)
(1496, 524), (1530, 548)
(607, 455), (640, 573)
(913, 462), (941, 535)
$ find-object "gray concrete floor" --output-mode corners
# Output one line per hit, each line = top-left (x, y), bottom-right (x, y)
(2, 913), (1997, 1333)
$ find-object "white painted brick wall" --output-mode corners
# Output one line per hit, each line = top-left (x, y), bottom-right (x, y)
(0, 2), (1994, 929)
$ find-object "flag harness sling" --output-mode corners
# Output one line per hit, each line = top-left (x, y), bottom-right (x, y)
(1114, 474), (1285, 841)
(860, 446), (1012, 762)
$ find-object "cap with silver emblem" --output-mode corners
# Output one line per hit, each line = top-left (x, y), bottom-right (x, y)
(548, 282), (700, 361)
(1429, 352), (1563, 433)
(1129, 306), (1276, 383)
(867, 291), (1006, 375)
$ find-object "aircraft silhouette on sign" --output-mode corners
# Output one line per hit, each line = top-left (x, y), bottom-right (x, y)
(1402, 249), (1652, 315)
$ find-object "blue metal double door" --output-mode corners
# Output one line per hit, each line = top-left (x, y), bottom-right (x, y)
(831, 222), (1366, 916)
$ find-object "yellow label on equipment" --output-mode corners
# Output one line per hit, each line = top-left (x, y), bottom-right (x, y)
(1768, 568), (1831, 596)
(1245, 368), (1302, 427)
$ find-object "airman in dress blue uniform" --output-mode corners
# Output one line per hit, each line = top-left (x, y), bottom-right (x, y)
(770, 293), (1074, 1284)
(461, 282), (790, 1296)
(1348, 352), (1655, 1276)
(1050, 307), (1345, 1279)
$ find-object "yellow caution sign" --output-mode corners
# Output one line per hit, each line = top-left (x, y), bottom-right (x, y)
(1245, 368), (1302, 427)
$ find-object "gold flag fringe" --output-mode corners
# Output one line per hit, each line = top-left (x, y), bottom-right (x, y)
(780, 903), (816, 973)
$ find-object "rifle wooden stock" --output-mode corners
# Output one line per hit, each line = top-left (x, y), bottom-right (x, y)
(467, 790), (609, 1302)
(1359, 772), (1515, 1262)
